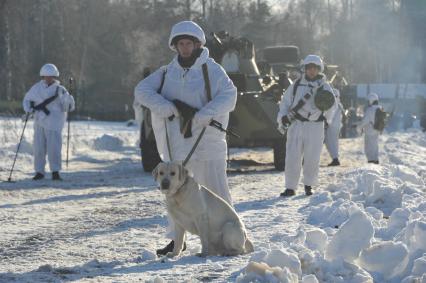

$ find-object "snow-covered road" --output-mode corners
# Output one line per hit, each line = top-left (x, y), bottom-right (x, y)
(0, 117), (425, 282)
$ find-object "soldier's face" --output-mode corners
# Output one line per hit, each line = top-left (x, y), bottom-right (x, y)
(176, 39), (201, 58)
(305, 64), (320, 80)
(43, 76), (55, 86)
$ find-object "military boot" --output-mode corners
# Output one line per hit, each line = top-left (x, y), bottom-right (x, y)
(280, 189), (295, 197)
(304, 185), (313, 196)
(52, 171), (62, 181)
(328, 158), (340, 166)
(156, 240), (187, 256)
(32, 172), (44, 181)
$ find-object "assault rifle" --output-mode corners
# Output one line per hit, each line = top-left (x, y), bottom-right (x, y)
(170, 99), (239, 138)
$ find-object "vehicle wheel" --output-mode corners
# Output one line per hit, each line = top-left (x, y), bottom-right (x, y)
(140, 122), (161, 172)
(273, 136), (286, 171)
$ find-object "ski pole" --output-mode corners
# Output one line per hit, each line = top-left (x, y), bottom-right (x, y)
(7, 112), (30, 182)
(66, 77), (74, 168)
(66, 106), (71, 168)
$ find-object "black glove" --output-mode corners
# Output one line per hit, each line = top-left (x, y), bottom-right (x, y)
(281, 115), (291, 127)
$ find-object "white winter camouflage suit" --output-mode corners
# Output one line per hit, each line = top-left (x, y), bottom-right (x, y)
(134, 47), (237, 203)
(357, 104), (381, 162)
(23, 80), (75, 174)
(325, 89), (344, 160)
(277, 74), (336, 190)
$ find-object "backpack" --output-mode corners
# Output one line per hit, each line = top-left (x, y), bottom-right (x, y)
(373, 107), (388, 131)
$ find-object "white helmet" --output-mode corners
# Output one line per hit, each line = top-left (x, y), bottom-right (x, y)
(303, 55), (324, 72)
(333, 88), (340, 98)
(168, 21), (206, 51)
(367, 92), (379, 104)
(40, 63), (59, 77)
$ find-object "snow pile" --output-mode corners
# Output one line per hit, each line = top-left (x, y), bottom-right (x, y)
(92, 134), (124, 151)
(9, 138), (33, 155)
(304, 227), (328, 252)
(411, 254), (426, 276)
(238, 162), (426, 282)
(325, 210), (374, 263)
(19, 138), (33, 155)
(308, 164), (426, 282)
(236, 248), (300, 283)
(358, 241), (408, 277)
(0, 117), (20, 144)
(135, 248), (156, 262)
(237, 232), (375, 283)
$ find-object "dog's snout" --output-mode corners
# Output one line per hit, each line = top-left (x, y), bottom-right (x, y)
(161, 179), (170, 190)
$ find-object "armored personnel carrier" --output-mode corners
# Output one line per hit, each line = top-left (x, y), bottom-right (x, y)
(207, 32), (291, 171)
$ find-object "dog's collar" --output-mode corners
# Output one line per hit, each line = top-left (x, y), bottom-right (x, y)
(175, 177), (189, 194)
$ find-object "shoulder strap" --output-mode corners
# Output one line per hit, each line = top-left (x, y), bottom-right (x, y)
(202, 63), (212, 102)
(292, 78), (301, 102)
(157, 68), (167, 94)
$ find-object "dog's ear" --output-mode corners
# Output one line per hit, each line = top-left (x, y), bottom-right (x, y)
(152, 163), (160, 181)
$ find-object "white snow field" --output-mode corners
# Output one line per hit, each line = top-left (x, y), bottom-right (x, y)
(0, 116), (425, 282)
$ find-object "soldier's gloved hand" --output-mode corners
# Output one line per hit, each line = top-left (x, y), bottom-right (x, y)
(23, 101), (35, 114)
(281, 115), (291, 127)
(193, 112), (212, 128)
(158, 102), (179, 119)
(25, 108), (35, 114)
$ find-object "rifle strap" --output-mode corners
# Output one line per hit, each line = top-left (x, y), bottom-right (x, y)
(202, 63), (212, 102)
(292, 78), (301, 103)
(156, 67), (174, 161)
(158, 68), (167, 94)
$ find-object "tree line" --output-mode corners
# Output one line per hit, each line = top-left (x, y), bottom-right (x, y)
(0, 0), (424, 119)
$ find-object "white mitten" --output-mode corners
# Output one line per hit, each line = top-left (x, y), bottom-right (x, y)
(158, 102), (179, 119)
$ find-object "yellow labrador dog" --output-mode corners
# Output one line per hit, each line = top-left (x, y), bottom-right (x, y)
(153, 161), (254, 257)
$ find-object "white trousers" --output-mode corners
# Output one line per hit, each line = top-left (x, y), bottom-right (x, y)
(285, 121), (324, 190)
(325, 125), (341, 159)
(364, 133), (379, 161)
(33, 125), (62, 174)
(166, 158), (232, 239)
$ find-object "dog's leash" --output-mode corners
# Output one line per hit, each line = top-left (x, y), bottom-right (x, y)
(164, 119), (173, 161)
(182, 126), (207, 167)
(164, 117), (207, 166)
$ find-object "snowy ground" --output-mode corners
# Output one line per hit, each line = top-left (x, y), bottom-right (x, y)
(0, 116), (425, 282)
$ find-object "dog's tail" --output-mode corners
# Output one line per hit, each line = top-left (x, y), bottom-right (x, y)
(244, 238), (254, 253)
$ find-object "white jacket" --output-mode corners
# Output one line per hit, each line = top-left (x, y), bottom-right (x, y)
(23, 80), (75, 131)
(358, 104), (381, 135)
(277, 74), (336, 125)
(329, 93), (344, 128)
(134, 47), (237, 161)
